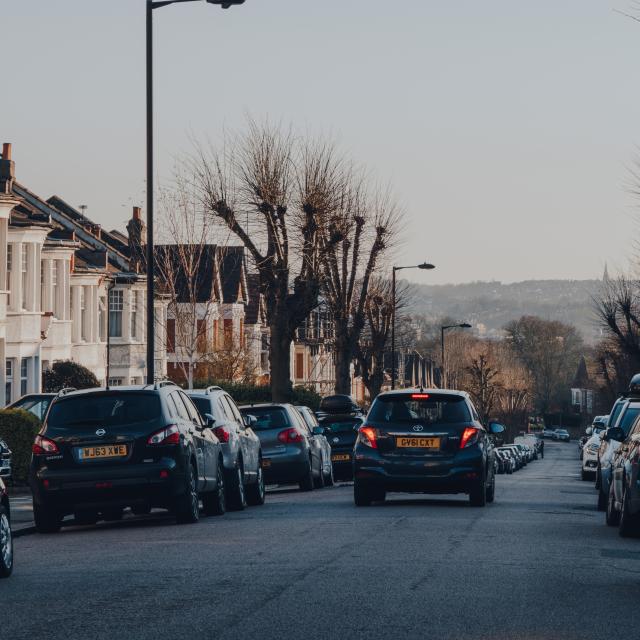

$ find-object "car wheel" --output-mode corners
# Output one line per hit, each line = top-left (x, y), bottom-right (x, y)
(606, 482), (620, 527)
(227, 464), (247, 511)
(354, 479), (375, 506)
(595, 467), (601, 490)
(203, 461), (226, 516)
(175, 462), (200, 524)
(246, 463), (266, 506)
(581, 468), (589, 481)
(299, 460), (314, 492)
(597, 486), (608, 512)
(0, 505), (13, 578)
(34, 503), (62, 533)
(313, 458), (325, 489)
(619, 487), (640, 538)
(324, 459), (335, 487)
(486, 472), (496, 504)
(469, 473), (487, 507)
(74, 510), (98, 526)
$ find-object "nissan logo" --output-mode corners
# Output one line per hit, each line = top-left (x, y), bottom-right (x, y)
(412, 425), (424, 432)
(95, 428), (106, 437)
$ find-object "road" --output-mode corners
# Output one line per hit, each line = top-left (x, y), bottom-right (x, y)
(1, 442), (639, 640)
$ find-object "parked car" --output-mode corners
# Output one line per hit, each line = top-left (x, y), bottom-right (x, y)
(318, 413), (364, 481)
(316, 394), (364, 421)
(0, 477), (13, 578)
(607, 413), (640, 536)
(514, 437), (537, 461)
(187, 386), (265, 510)
(542, 428), (557, 439)
(494, 449), (513, 474)
(7, 389), (75, 421)
(599, 399), (640, 513)
(522, 432), (544, 458)
(581, 432), (602, 480)
(295, 406), (334, 486)
(238, 403), (325, 490)
(496, 447), (517, 473)
(502, 445), (524, 469)
(554, 429), (570, 442)
(29, 384), (226, 532)
(352, 389), (504, 506)
(0, 439), (11, 478)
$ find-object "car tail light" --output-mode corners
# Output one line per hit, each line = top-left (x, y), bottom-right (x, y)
(411, 393), (430, 400)
(147, 425), (180, 446)
(213, 426), (230, 443)
(460, 427), (480, 449)
(358, 426), (378, 449)
(32, 435), (59, 455)
(278, 428), (303, 444)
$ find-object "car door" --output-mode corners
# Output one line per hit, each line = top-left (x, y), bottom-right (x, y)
(171, 391), (208, 490)
(223, 395), (257, 482)
(183, 391), (220, 489)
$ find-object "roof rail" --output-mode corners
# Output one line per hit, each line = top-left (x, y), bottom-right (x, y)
(57, 387), (77, 396)
(205, 385), (222, 393)
(154, 380), (177, 390)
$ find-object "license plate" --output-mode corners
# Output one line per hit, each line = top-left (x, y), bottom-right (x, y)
(396, 437), (440, 449)
(79, 445), (127, 460)
(262, 459), (272, 468)
(332, 453), (350, 462)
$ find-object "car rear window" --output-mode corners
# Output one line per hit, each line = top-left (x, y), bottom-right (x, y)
(368, 394), (471, 425)
(619, 406), (640, 435)
(189, 396), (211, 418)
(240, 407), (292, 431)
(46, 393), (161, 428)
(320, 418), (362, 433)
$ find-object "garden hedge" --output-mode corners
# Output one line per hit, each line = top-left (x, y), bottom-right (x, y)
(0, 409), (41, 484)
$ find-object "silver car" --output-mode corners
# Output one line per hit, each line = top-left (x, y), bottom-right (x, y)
(294, 406), (334, 486)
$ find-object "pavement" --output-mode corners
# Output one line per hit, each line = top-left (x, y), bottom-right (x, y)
(2, 442), (640, 639)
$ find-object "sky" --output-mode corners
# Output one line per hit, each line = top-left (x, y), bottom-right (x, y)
(3, 0), (640, 285)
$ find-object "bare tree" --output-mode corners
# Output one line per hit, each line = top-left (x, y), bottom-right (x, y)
(194, 121), (340, 401)
(320, 179), (401, 394)
(465, 351), (501, 424)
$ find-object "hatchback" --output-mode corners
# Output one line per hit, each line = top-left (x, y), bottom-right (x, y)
(318, 413), (364, 481)
(352, 389), (504, 506)
(29, 384), (225, 532)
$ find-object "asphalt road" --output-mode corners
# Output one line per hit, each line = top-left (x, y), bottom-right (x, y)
(2, 442), (640, 640)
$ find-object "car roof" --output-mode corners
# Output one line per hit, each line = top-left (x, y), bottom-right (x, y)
(58, 384), (178, 398)
(376, 388), (469, 399)
(238, 403), (290, 410)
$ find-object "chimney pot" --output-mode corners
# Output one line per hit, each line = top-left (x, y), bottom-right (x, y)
(2, 143), (11, 160)
(133, 206), (141, 220)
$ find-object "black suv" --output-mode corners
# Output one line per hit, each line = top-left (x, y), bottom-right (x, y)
(0, 477), (12, 578)
(353, 389), (504, 506)
(29, 384), (226, 532)
(187, 386), (265, 509)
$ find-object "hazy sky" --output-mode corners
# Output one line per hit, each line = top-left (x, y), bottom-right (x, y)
(4, 1), (639, 284)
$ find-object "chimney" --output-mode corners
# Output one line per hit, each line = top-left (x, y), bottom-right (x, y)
(0, 143), (15, 194)
(133, 206), (142, 220)
(126, 206), (146, 273)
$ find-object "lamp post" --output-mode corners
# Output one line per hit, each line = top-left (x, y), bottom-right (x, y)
(145, 0), (245, 385)
(440, 323), (472, 389)
(391, 262), (435, 390)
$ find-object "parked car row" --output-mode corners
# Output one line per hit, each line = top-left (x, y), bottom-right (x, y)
(542, 428), (570, 442)
(495, 435), (543, 475)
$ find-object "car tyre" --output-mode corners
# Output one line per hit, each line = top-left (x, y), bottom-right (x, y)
(486, 473), (496, 504)
(313, 459), (325, 489)
(354, 479), (375, 506)
(619, 486), (640, 538)
(581, 468), (589, 481)
(595, 467), (601, 490)
(227, 464), (247, 511)
(606, 482), (621, 527)
(203, 461), (226, 516)
(469, 473), (487, 507)
(324, 460), (335, 487)
(597, 486), (608, 512)
(246, 463), (266, 506)
(299, 461), (314, 492)
(34, 503), (62, 534)
(0, 505), (13, 578)
(175, 463), (200, 524)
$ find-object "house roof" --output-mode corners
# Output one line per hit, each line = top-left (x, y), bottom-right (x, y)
(245, 273), (263, 325)
(218, 246), (247, 304)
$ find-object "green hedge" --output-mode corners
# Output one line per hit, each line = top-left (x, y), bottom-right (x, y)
(188, 379), (321, 411)
(0, 409), (41, 484)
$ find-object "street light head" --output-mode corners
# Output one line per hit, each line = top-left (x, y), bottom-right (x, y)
(460, 323), (472, 329)
(418, 262), (436, 270)
(206, 0), (245, 6)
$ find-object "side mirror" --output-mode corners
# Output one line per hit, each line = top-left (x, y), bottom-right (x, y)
(489, 422), (506, 435)
(586, 427), (593, 436)
(604, 426), (625, 442)
(204, 413), (216, 428)
(243, 414), (257, 428)
(312, 426), (324, 436)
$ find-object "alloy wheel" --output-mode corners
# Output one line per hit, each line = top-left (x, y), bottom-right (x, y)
(0, 512), (12, 571)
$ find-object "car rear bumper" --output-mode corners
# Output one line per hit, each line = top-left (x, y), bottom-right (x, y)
(261, 450), (308, 484)
(30, 458), (186, 514)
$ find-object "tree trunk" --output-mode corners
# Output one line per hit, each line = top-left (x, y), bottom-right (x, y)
(334, 327), (353, 395)
(269, 315), (293, 402)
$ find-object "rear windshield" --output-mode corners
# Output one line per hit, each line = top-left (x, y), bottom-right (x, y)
(320, 418), (363, 433)
(368, 394), (471, 425)
(619, 406), (640, 435)
(47, 393), (161, 428)
(189, 396), (211, 418)
(240, 407), (292, 431)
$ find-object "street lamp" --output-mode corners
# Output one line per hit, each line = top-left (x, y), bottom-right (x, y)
(145, 0), (246, 384)
(440, 323), (472, 389)
(391, 262), (435, 390)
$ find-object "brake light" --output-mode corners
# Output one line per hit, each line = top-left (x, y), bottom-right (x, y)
(411, 394), (430, 400)
(278, 428), (303, 444)
(358, 426), (378, 449)
(32, 435), (59, 455)
(213, 426), (230, 443)
(147, 425), (180, 446)
(460, 427), (479, 449)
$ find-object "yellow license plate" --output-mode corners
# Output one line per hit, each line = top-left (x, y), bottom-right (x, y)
(396, 437), (440, 449)
(262, 459), (272, 468)
(332, 453), (350, 462)
(80, 445), (127, 459)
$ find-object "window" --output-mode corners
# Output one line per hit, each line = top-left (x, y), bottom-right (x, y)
(109, 289), (123, 337)
(51, 262), (58, 317)
(80, 287), (87, 341)
(180, 392), (201, 424)
(169, 391), (190, 421)
(196, 319), (206, 353)
(295, 352), (304, 380)
(6, 245), (12, 307)
(238, 406), (292, 431)
(5, 360), (12, 404)
(368, 394), (472, 425)
(20, 358), (28, 396)
(224, 319), (233, 347)
(166, 318), (175, 353)
(223, 395), (242, 422)
(130, 291), (138, 339)
(21, 245), (28, 310)
(40, 260), (45, 311)
(130, 377), (141, 385)
(99, 296), (107, 341)
(107, 377), (123, 387)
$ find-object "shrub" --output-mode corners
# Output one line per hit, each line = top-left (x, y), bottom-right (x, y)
(43, 360), (99, 392)
(0, 409), (41, 484)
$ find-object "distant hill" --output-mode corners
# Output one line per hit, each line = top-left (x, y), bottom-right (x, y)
(407, 279), (605, 344)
